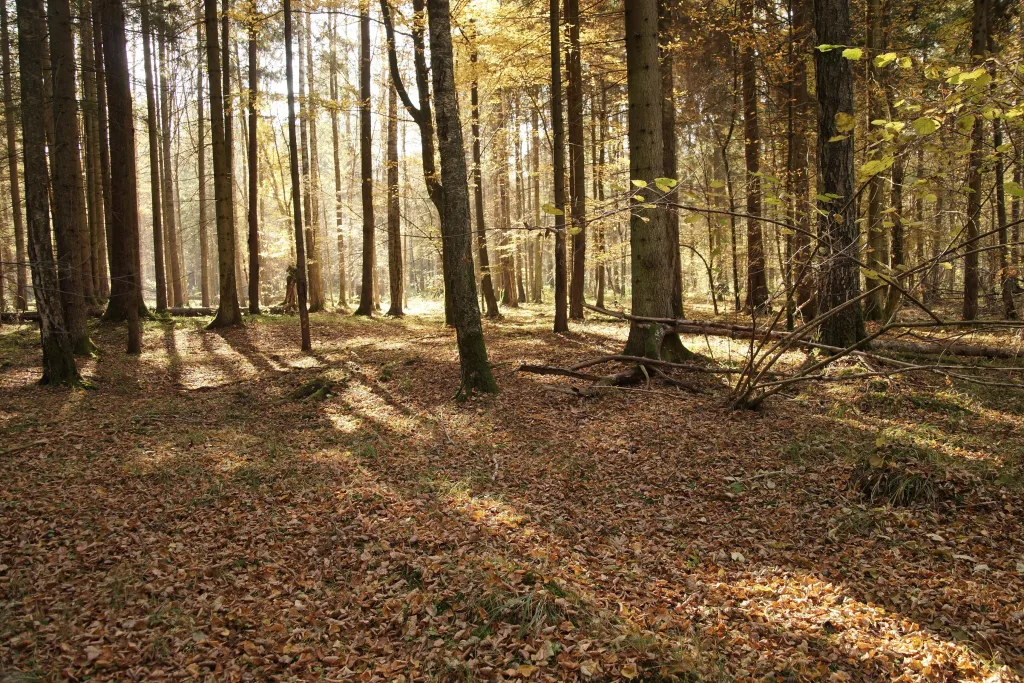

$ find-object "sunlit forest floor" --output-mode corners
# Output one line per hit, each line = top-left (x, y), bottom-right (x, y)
(1, 302), (1022, 681)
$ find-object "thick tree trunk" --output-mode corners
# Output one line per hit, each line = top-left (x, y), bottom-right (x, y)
(740, 0), (768, 311)
(354, 1), (375, 316)
(140, 0), (167, 311)
(813, 0), (864, 346)
(385, 83), (403, 316)
(329, 15), (346, 307)
(566, 0), (586, 319)
(284, 0), (310, 349)
(550, 0), (568, 332)
(621, 0), (688, 361)
(196, 4), (211, 307)
(425, 0), (497, 398)
(157, 18), (184, 308)
(48, 0), (93, 354)
(247, 15), (260, 314)
(204, 0), (242, 327)
(17, 0), (80, 382)
(1, 0), (26, 311)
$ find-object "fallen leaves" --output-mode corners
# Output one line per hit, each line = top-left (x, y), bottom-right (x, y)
(0, 310), (1022, 681)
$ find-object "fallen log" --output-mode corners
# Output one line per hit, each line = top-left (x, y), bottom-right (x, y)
(585, 304), (1022, 360)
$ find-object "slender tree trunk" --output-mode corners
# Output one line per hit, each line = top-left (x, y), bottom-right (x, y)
(962, 0), (988, 320)
(18, 0), (80, 381)
(284, 0), (309, 348)
(884, 154), (905, 317)
(354, 1), (375, 316)
(196, 4), (211, 307)
(80, 0), (108, 302)
(205, 0), (241, 327)
(994, 119), (1016, 318)
(550, 0), (568, 332)
(329, 14), (346, 307)
(157, 16), (184, 307)
(814, 0), (864, 345)
(497, 93), (518, 309)
(247, 10), (259, 313)
(565, 0), (585, 319)
(863, 0), (887, 320)
(531, 99), (543, 303)
(425, 0), (497, 398)
(385, 83), (403, 316)
(595, 80), (608, 308)
(304, 10), (325, 311)
(1, 0), (26, 311)
(470, 47), (499, 317)
(788, 0), (813, 318)
(659, 0), (683, 316)
(740, 0), (768, 311)
(49, 0), (93, 354)
(140, 0), (167, 311)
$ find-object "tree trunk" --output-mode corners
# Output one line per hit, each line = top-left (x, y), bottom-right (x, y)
(247, 12), (260, 314)
(385, 83), (403, 316)
(994, 119), (1016, 319)
(566, 0), (586, 319)
(284, 0), (309, 348)
(17, 0), (80, 382)
(157, 16), (184, 308)
(531, 98), (543, 303)
(48, 0), (93, 354)
(304, 10), (325, 312)
(550, 0), (568, 332)
(659, 0), (683, 316)
(425, 0), (497, 398)
(739, 0), (768, 311)
(16, 0), (79, 378)
(788, 0), (813, 319)
(140, 0), (167, 311)
(884, 154), (905, 318)
(1, 0), (26, 311)
(595, 80), (608, 309)
(470, 46), (499, 317)
(204, 0), (242, 327)
(962, 0), (987, 320)
(354, 0), (375, 316)
(621, 0), (688, 361)
(196, 4), (211, 307)
(80, 0), (108, 302)
(329, 14), (346, 308)
(863, 0), (887, 320)
(497, 93), (518, 309)
(813, 0), (864, 346)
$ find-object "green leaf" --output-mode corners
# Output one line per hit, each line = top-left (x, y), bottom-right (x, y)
(841, 47), (863, 60)
(834, 111), (855, 133)
(828, 135), (849, 143)
(541, 203), (564, 216)
(816, 43), (841, 52)
(912, 117), (939, 135)
(956, 114), (976, 134)
(1005, 182), (1024, 198)
(710, 180), (726, 189)
(815, 194), (833, 203)
(631, 179), (648, 188)
(873, 52), (897, 68)
(858, 157), (894, 179)
(631, 194), (645, 202)
(654, 177), (678, 188)
(898, 56), (912, 69)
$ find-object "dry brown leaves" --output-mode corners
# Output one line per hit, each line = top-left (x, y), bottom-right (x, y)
(0, 305), (1022, 681)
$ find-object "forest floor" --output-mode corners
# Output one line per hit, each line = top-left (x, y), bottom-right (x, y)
(1, 302), (1023, 682)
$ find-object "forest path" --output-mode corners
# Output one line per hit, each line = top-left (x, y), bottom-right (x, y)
(1, 306), (1022, 681)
